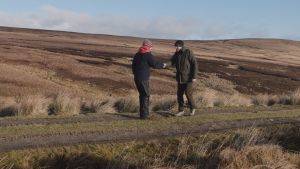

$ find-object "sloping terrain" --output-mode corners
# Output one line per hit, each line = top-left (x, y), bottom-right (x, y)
(0, 26), (300, 98)
(0, 27), (300, 168)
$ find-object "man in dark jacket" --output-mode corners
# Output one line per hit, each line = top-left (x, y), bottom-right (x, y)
(170, 40), (198, 116)
(132, 39), (166, 119)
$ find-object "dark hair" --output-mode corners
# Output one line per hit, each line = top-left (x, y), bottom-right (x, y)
(175, 40), (184, 47)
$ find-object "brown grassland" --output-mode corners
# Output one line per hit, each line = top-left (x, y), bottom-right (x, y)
(0, 26), (299, 168)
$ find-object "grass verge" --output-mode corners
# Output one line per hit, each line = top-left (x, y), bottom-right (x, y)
(0, 125), (299, 169)
(0, 109), (300, 139)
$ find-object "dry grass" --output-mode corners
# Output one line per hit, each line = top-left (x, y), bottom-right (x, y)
(49, 92), (81, 116)
(252, 89), (300, 106)
(195, 88), (252, 108)
(0, 88), (299, 117)
(0, 95), (50, 117)
(251, 94), (279, 106)
(82, 97), (116, 114)
(224, 93), (253, 107)
(0, 97), (17, 117)
(1, 27), (300, 102)
(114, 96), (139, 113)
(1, 126), (299, 169)
(291, 89), (300, 105)
(151, 89), (252, 111)
(218, 126), (300, 169)
(219, 145), (300, 169)
(227, 64), (241, 70)
(194, 76), (253, 108)
(14, 95), (50, 117)
(152, 95), (177, 112)
(198, 74), (237, 94)
(0, 63), (72, 97)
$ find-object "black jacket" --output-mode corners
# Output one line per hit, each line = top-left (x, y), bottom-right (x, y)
(171, 47), (198, 83)
(132, 52), (164, 81)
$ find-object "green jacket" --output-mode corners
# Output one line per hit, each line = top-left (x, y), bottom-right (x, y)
(171, 47), (198, 83)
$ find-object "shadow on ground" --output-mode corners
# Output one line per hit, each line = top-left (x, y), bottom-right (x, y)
(113, 113), (141, 120)
(0, 106), (15, 117)
(36, 151), (220, 169)
(273, 126), (300, 152)
(38, 153), (140, 169)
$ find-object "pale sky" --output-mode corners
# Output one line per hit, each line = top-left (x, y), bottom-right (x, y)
(0, 0), (299, 40)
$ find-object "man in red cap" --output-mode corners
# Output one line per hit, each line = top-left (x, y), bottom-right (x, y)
(132, 39), (166, 119)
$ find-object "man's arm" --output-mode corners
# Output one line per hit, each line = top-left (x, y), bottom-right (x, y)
(163, 54), (176, 69)
(147, 53), (166, 69)
(189, 50), (198, 81)
(132, 54), (137, 74)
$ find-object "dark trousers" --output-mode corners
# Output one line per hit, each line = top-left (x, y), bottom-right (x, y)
(134, 79), (150, 119)
(177, 83), (196, 111)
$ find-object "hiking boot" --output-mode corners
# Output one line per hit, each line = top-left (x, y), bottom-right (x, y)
(189, 109), (196, 116)
(175, 111), (185, 117)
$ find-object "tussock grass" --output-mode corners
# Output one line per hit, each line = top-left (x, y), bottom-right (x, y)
(0, 97), (17, 117)
(194, 77), (253, 108)
(152, 95), (177, 112)
(291, 89), (300, 105)
(194, 75), (300, 108)
(251, 94), (279, 106)
(194, 87), (300, 108)
(0, 95), (50, 117)
(0, 88), (299, 117)
(252, 89), (300, 107)
(220, 145), (300, 169)
(13, 95), (50, 117)
(195, 88), (252, 108)
(82, 97), (116, 114)
(49, 92), (81, 116)
(114, 96), (139, 113)
(0, 126), (299, 169)
(224, 93), (253, 107)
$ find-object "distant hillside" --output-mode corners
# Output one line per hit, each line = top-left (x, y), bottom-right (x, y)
(0, 26), (299, 97)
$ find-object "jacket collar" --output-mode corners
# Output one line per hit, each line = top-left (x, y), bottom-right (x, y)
(176, 46), (188, 54)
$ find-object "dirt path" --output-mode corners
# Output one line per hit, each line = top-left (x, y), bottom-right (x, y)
(0, 113), (129, 127)
(1, 106), (298, 127)
(0, 117), (299, 153)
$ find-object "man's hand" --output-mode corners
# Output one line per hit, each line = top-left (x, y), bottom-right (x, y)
(192, 79), (197, 82)
(163, 63), (167, 68)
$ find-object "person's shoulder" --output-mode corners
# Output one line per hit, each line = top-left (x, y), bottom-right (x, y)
(134, 52), (142, 57)
(136, 52), (153, 60)
(144, 52), (154, 58)
(183, 47), (193, 55)
(183, 47), (192, 52)
(133, 53), (140, 61)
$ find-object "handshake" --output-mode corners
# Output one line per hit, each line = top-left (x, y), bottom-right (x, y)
(162, 62), (172, 69)
(133, 39), (199, 119)
(161, 62), (196, 82)
(163, 63), (168, 69)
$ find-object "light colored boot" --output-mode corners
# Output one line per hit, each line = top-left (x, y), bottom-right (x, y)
(175, 111), (185, 117)
(189, 109), (196, 116)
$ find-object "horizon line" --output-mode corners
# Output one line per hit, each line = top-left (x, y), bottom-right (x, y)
(0, 25), (298, 42)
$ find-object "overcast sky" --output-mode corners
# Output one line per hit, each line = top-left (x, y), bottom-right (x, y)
(0, 0), (299, 40)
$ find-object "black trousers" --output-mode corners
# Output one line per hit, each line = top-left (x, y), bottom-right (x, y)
(134, 79), (150, 119)
(177, 82), (196, 111)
